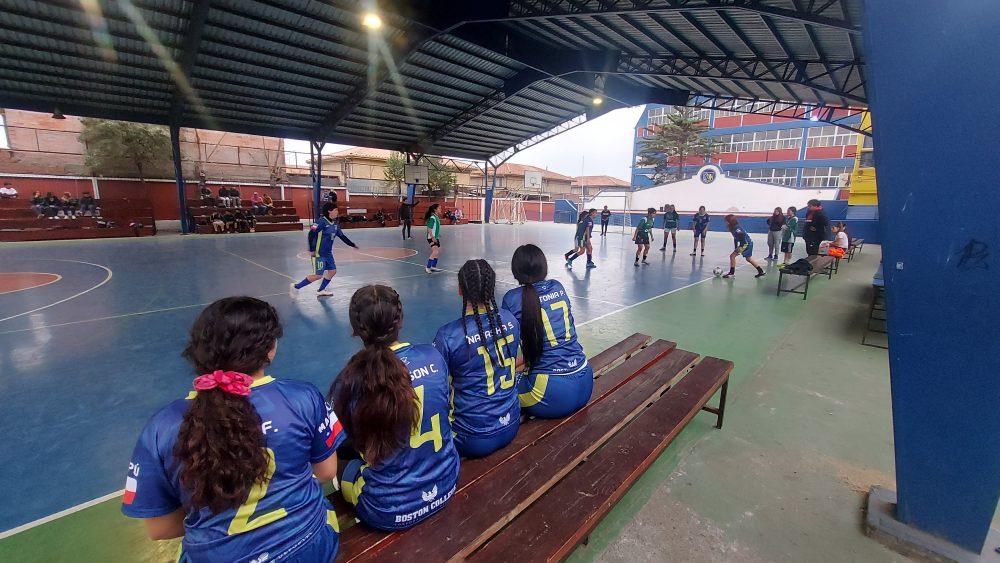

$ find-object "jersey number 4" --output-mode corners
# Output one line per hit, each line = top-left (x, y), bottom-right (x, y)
(477, 334), (516, 395)
(410, 385), (444, 452)
(228, 448), (288, 535)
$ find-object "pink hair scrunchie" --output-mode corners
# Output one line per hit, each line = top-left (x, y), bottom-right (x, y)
(192, 370), (253, 397)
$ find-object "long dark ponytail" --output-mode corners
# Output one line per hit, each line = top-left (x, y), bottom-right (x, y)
(424, 203), (440, 221)
(457, 260), (511, 361)
(510, 244), (548, 368)
(175, 297), (282, 513)
(330, 285), (417, 465)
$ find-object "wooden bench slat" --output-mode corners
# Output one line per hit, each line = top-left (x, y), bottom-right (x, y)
(588, 333), (652, 377)
(359, 349), (701, 562)
(468, 357), (734, 563)
(336, 340), (675, 559)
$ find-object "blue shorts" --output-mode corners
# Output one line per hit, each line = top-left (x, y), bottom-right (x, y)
(179, 508), (339, 562)
(313, 253), (336, 275)
(453, 421), (519, 458)
(517, 365), (594, 419)
(694, 228), (707, 239)
(737, 242), (754, 258)
(341, 458), (453, 531)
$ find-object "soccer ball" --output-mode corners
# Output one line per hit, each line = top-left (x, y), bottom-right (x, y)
(713, 266), (724, 277)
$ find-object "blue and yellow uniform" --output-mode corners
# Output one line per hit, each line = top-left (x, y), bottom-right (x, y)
(433, 309), (521, 458)
(339, 343), (460, 531)
(575, 215), (593, 247)
(732, 225), (754, 258)
(311, 216), (356, 274)
(502, 280), (593, 419)
(693, 212), (710, 237)
(122, 377), (345, 563)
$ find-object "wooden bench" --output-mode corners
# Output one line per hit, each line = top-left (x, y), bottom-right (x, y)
(861, 263), (887, 349)
(331, 333), (733, 562)
(776, 255), (835, 300)
(847, 238), (865, 262)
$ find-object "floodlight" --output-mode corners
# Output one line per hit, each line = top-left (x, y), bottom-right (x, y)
(362, 13), (382, 29)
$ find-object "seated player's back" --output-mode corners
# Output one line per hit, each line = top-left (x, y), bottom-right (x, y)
(501, 278), (586, 376)
(125, 378), (341, 561)
(347, 342), (460, 529)
(434, 308), (521, 439)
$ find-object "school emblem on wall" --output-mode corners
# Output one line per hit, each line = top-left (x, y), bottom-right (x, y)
(698, 165), (721, 184)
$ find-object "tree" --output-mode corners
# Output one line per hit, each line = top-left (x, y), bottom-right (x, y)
(426, 157), (457, 195)
(79, 119), (172, 181)
(635, 107), (719, 183)
(384, 151), (405, 193)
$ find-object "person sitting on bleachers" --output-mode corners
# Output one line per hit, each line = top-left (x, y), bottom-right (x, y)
(217, 186), (231, 208)
(444, 209), (457, 224)
(234, 209), (252, 233)
(0, 182), (17, 199)
(373, 209), (387, 227)
(78, 192), (98, 217)
(250, 192), (267, 215)
(30, 191), (45, 217)
(454, 208), (464, 223)
(58, 192), (78, 219)
(210, 211), (225, 233)
(42, 192), (60, 218)
(324, 189), (337, 205)
(222, 210), (236, 233)
(200, 185), (214, 206)
(229, 187), (241, 208)
(262, 193), (275, 215)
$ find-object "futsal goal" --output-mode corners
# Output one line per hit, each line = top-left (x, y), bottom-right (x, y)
(581, 193), (630, 235)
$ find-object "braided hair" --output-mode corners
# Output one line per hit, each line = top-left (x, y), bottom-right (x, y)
(457, 259), (512, 361)
(329, 285), (418, 465)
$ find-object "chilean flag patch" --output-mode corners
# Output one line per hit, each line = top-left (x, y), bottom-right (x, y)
(123, 476), (138, 505)
(325, 419), (343, 447)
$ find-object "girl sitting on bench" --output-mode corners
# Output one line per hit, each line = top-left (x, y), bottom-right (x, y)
(331, 285), (459, 531)
(434, 260), (522, 458)
(503, 244), (593, 419)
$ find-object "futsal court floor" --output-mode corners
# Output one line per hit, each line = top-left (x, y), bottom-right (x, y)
(0, 222), (908, 562)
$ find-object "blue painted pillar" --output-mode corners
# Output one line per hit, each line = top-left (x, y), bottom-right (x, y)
(865, 1), (1000, 553)
(406, 184), (416, 204)
(311, 141), (325, 220)
(483, 161), (496, 223)
(169, 125), (189, 234)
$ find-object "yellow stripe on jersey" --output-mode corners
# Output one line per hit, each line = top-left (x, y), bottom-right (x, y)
(518, 373), (549, 408)
(326, 509), (340, 533)
(389, 342), (411, 351)
(340, 466), (367, 506)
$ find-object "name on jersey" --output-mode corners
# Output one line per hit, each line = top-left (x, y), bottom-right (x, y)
(463, 321), (516, 345)
(409, 363), (439, 382)
(394, 483), (457, 524)
(539, 289), (567, 303)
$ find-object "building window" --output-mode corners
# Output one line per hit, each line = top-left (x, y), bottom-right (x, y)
(647, 106), (710, 125)
(800, 166), (852, 188)
(806, 125), (858, 148)
(0, 111), (8, 149)
(712, 101), (797, 118)
(859, 152), (875, 168)
(712, 128), (803, 152)
(727, 167), (799, 186)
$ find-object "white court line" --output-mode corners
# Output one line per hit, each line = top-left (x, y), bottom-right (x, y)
(0, 273), (63, 295)
(0, 260), (113, 323)
(218, 248), (295, 281)
(0, 491), (123, 540)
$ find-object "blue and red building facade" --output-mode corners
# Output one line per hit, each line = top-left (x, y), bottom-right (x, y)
(631, 103), (863, 190)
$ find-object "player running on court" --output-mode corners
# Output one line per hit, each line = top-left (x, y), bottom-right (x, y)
(425, 203), (443, 273)
(433, 260), (521, 458)
(503, 244), (593, 418)
(564, 208), (597, 269)
(660, 203), (680, 252)
(121, 297), (345, 562)
(633, 207), (656, 266)
(723, 214), (766, 278)
(691, 205), (710, 256)
(290, 203), (358, 298)
(331, 285), (459, 530)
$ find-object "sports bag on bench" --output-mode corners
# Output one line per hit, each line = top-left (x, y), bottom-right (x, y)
(783, 258), (814, 274)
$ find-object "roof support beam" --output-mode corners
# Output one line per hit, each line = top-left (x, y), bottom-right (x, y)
(168, 0), (212, 125)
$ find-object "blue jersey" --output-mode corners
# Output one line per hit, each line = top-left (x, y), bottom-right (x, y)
(502, 280), (587, 377)
(122, 377), (345, 563)
(433, 309), (521, 438)
(312, 216), (355, 256)
(732, 226), (752, 249)
(339, 343), (460, 530)
(693, 213), (710, 232)
(575, 216), (594, 239)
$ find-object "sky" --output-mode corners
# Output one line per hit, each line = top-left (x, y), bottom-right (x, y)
(284, 105), (644, 182)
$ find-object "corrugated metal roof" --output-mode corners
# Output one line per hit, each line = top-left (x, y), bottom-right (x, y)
(0, 0), (866, 160)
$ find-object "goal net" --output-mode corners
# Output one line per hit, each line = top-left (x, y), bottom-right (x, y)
(581, 193), (631, 235)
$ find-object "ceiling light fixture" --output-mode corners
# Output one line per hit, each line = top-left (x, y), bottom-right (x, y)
(362, 12), (382, 30)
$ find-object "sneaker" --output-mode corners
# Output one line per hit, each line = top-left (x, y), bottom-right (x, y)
(722, 273), (735, 279)
(690, 252), (697, 256)
(425, 267), (433, 274)
(586, 262), (597, 269)
(317, 289), (334, 297)
(660, 247), (666, 252)
(755, 271), (766, 278)
(565, 261), (573, 269)
(701, 252), (705, 257)
(642, 260), (649, 265)
(634, 261), (640, 267)
(431, 267), (443, 272)
(289, 283), (299, 298)
(673, 247), (677, 253)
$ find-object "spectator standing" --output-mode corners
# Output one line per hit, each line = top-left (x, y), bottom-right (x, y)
(250, 192), (266, 215)
(0, 181), (17, 199)
(766, 207), (785, 260)
(780, 206), (798, 265)
(599, 205), (611, 236)
(398, 197), (414, 240)
(79, 192), (98, 217)
(803, 199), (829, 256)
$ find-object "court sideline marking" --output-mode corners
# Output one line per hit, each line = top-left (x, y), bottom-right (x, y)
(0, 267), (728, 538)
(0, 260), (113, 324)
(217, 248), (295, 281)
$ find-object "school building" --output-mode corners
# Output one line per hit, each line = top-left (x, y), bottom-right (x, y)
(631, 103), (864, 190)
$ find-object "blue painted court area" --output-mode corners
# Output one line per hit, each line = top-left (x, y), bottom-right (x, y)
(0, 223), (758, 534)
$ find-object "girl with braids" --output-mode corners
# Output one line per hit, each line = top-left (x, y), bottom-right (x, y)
(424, 203), (443, 273)
(502, 244), (593, 419)
(433, 260), (522, 457)
(121, 297), (345, 562)
(331, 285), (459, 530)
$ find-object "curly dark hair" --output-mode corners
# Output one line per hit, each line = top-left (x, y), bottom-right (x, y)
(330, 285), (418, 465)
(174, 297), (283, 513)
